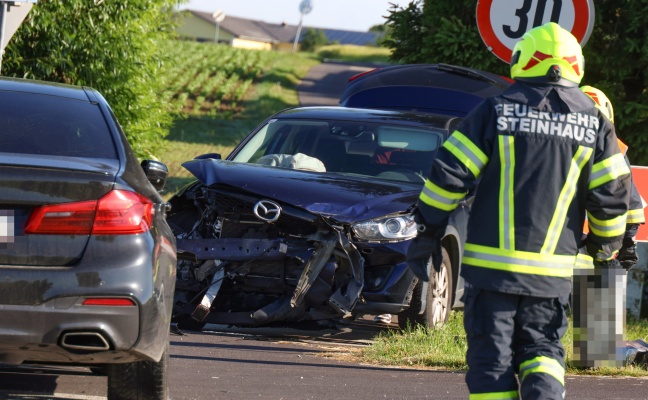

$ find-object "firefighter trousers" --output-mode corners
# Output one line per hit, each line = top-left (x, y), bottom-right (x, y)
(463, 286), (569, 400)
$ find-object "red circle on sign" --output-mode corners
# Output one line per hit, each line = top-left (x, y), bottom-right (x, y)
(476, 0), (592, 63)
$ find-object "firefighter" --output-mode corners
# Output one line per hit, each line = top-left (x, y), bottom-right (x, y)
(580, 85), (645, 268)
(406, 22), (631, 399)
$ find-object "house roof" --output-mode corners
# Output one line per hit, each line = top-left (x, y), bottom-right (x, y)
(182, 9), (379, 46)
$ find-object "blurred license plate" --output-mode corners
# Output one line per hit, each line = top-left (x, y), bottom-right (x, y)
(0, 210), (15, 243)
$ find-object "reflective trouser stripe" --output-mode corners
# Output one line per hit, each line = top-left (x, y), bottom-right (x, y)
(587, 212), (627, 238)
(499, 136), (515, 251)
(519, 356), (565, 386)
(589, 152), (631, 189)
(419, 179), (467, 212)
(469, 391), (519, 400)
(442, 130), (489, 179)
(463, 243), (574, 277)
(542, 146), (592, 254)
(627, 208), (646, 224)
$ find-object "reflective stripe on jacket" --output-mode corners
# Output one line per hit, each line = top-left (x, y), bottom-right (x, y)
(618, 140), (647, 225)
(418, 82), (631, 297)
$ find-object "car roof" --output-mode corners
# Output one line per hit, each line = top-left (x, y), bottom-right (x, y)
(339, 63), (513, 117)
(0, 76), (92, 101)
(273, 106), (461, 131)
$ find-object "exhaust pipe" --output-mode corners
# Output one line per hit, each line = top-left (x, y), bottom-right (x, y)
(60, 332), (111, 351)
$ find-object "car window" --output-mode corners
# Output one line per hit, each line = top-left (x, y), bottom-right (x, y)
(0, 91), (117, 159)
(231, 118), (445, 183)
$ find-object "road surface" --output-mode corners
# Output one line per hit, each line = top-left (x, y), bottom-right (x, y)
(298, 61), (376, 106)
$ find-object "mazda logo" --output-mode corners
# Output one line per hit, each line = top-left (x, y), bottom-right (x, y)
(253, 200), (281, 222)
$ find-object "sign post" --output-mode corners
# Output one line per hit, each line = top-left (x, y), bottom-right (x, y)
(212, 9), (225, 44)
(292, 0), (313, 54)
(476, 0), (595, 63)
(0, 0), (37, 74)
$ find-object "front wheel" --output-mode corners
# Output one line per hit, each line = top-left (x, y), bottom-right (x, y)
(107, 342), (169, 400)
(398, 247), (454, 329)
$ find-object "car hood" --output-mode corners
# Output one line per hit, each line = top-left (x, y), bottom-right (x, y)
(182, 159), (420, 223)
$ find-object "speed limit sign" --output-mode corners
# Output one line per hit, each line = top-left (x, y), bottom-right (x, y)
(476, 0), (595, 63)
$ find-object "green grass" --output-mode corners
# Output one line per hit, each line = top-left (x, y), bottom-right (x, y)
(363, 312), (467, 370)
(357, 312), (648, 377)
(156, 42), (388, 197)
(158, 48), (319, 197)
(315, 44), (393, 64)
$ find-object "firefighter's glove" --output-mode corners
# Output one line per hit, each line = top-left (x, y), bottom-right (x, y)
(406, 224), (443, 282)
(585, 237), (622, 268)
(618, 241), (639, 270)
(593, 257), (623, 270)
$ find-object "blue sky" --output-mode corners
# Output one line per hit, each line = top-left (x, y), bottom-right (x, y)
(180, 0), (415, 32)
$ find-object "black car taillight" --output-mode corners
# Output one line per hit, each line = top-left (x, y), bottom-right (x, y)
(25, 190), (153, 235)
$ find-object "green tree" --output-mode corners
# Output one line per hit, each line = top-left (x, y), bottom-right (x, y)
(582, 1), (648, 164)
(300, 28), (330, 52)
(384, 1), (648, 164)
(382, 1), (426, 63)
(2, 0), (179, 159)
(369, 23), (392, 47)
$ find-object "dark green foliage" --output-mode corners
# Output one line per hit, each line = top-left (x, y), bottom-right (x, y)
(581, 1), (648, 164)
(369, 24), (389, 33)
(2, 0), (180, 159)
(369, 23), (392, 46)
(384, 0), (648, 164)
(385, 0), (509, 74)
(300, 28), (330, 52)
(382, 1), (425, 63)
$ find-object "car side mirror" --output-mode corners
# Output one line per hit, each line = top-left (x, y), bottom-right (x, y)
(141, 160), (168, 192)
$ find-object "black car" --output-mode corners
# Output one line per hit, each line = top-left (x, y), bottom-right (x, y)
(0, 77), (177, 399)
(169, 106), (471, 330)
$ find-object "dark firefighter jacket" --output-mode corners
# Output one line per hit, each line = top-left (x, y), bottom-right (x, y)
(417, 81), (632, 298)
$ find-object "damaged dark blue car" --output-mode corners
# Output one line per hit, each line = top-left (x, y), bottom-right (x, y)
(168, 64), (511, 330)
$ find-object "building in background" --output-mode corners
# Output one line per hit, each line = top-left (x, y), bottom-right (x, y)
(175, 9), (380, 51)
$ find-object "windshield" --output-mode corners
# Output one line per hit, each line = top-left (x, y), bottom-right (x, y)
(231, 118), (446, 183)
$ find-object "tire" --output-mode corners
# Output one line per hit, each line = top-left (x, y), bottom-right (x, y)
(398, 247), (454, 329)
(107, 342), (169, 400)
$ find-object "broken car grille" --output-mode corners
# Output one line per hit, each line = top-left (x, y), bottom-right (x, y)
(206, 189), (319, 237)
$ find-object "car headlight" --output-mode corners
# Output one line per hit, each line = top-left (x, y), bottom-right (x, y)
(352, 214), (418, 242)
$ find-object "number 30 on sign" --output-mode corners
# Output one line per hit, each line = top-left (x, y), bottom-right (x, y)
(476, 0), (595, 63)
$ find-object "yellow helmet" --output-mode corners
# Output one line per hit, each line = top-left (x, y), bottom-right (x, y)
(510, 22), (584, 86)
(580, 85), (614, 123)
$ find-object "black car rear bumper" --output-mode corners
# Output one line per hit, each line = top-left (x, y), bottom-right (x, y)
(0, 233), (176, 365)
